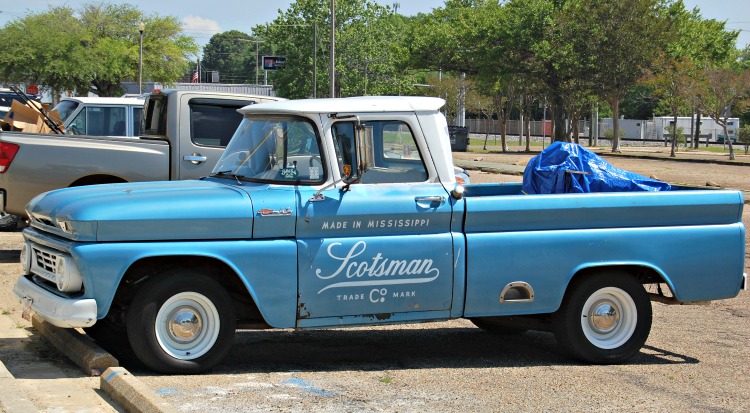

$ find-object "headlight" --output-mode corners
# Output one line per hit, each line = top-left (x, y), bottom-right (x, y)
(20, 242), (31, 274)
(54, 256), (83, 292)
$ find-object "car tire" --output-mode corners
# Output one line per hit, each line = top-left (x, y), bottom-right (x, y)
(127, 271), (236, 374)
(553, 271), (652, 364)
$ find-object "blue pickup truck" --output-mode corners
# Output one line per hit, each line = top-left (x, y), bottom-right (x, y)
(14, 96), (747, 374)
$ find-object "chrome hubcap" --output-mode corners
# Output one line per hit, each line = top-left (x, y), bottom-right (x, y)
(588, 300), (619, 334)
(155, 292), (221, 360)
(167, 306), (202, 342)
(580, 287), (638, 350)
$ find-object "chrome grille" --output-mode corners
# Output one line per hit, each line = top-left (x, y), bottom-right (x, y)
(30, 244), (60, 284)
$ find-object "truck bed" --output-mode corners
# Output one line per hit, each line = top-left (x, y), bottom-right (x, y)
(0, 131), (170, 215)
(461, 183), (746, 315)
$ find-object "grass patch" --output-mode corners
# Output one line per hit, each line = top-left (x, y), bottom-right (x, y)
(378, 376), (393, 384)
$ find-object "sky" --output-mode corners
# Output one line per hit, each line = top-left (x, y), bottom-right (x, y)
(1, 0), (748, 52)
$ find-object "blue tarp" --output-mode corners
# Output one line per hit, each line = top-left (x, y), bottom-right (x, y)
(522, 142), (671, 194)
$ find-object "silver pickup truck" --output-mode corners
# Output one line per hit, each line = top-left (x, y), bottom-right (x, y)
(0, 89), (283, 230)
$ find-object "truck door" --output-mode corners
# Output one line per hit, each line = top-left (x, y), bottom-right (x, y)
(296, 119), (455, 325)
(176, 95), (254, 180)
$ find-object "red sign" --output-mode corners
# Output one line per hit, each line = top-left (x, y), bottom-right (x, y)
(26, 84), (39, 95)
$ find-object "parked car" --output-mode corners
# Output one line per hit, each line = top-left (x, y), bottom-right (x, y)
(0, 88), (41, 119)
(0, 90), (284, 228)
(53, 96), (145, 137)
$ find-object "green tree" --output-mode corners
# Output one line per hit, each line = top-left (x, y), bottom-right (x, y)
(202, 30), (257, 84)
(735, 45), (750, 130)
(0, 3), (197, 97)
(660, 2), (738, 150)
(644, 54), (695, 157)
(619, 85), (659, 120)
(738, 125), (750, 154)
(253, 0), (413, 99)
(407, 0), (489, 75)
(696, 62), (750, 160)
(577, 0), (667, 152)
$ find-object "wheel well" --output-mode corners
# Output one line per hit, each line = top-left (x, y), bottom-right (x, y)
(568, 265), (674, 299)
(107, 256), (265, 328)
(70, 174), (127, 187)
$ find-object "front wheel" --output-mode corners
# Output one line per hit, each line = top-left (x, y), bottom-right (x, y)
(127, 271), (236, 374)
(553, 272), (652, 364)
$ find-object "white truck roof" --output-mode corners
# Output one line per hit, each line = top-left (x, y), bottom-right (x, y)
(238, 96), (445, 115)
(61, 96), (145, 105)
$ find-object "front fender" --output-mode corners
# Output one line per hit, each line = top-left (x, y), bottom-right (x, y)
(72, 239), (298, 328)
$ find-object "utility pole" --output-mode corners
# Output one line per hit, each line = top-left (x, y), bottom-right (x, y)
(313, 22), (317, 98)
(330, 0), (335, 98)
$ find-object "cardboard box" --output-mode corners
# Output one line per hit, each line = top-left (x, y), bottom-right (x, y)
(0, 99), (63, 134)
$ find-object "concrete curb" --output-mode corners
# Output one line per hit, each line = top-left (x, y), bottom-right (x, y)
(101, 367), (177, 413)
(0, 360), (38, 413)
(28, 314), (177, 412)
(30, 314), (118, 376)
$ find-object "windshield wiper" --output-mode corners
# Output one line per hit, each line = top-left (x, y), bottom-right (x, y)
(211, 170), (244, 186)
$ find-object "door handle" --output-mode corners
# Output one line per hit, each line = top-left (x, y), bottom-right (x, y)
(415, 196), (445, 204)
(184, 153), (208, 165)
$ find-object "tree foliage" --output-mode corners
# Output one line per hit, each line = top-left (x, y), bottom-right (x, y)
(696, 62), (750, 160)
(201, 30), (257, 84)
(0, 3), (197, 96)
(252, 0), (415, 99)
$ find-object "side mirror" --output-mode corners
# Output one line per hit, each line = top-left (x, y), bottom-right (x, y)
(451, 185), (465, 200)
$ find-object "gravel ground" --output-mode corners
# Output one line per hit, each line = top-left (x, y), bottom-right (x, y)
(0, 152), (748, 412)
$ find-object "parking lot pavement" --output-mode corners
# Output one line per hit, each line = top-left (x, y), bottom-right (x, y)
(0, 313), (121, 412)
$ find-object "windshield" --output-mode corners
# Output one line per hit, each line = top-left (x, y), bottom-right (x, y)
(53, 100), (81, 124)
(211, 116), (325, 184)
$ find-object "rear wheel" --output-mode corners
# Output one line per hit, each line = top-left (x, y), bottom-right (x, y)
(553, 272), (651, 364)
(127, 271), (236, 374)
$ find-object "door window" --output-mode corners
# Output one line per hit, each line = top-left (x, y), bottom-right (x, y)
(73, 106), (126, 136)
(332, 120), (427, 183)
(132, 107), (143, 136)
(189, 99), (251, 147)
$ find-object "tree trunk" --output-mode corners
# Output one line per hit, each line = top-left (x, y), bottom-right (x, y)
(525, 116), (531, 152)
(694, 111), (702, 149)
(552, 95), (566, 142)
(723, 122), (735, 160)
(610, 97), (621, 152)
(496, 108), (508, 152)
(670, 111), (677, 157)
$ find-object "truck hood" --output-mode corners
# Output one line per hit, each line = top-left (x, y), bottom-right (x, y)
(26, 180), (254, 242)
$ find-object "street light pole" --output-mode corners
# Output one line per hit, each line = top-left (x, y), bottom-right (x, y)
(138, 22), (145, 94)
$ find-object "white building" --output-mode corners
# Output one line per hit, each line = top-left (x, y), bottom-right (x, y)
(600, 116), (739, 142)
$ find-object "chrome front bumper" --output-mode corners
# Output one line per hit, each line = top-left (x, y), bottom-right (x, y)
(13, 276), (97, 328)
